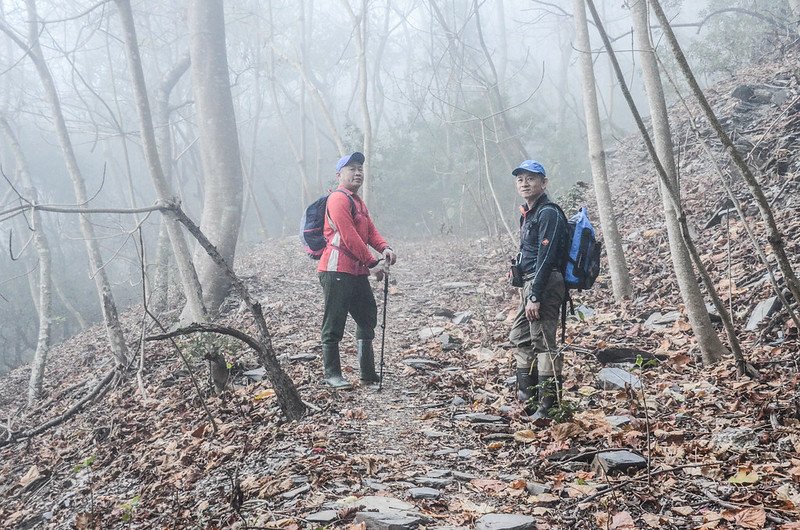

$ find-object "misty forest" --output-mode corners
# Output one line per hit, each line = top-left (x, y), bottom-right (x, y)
(1, 0), (799, 528)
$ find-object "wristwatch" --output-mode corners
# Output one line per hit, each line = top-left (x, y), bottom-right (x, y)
(528, 295), (538, 303)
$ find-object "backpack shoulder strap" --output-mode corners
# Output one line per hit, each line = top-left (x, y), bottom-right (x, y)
(330, 189), (357, 217)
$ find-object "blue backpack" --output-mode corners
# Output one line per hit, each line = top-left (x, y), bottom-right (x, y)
(562, 207), (602, 290)
(299, 190), (355, 259)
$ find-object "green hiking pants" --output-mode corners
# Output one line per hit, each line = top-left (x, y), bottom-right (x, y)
(508, 271), (565, 377)
(319, 272), (377, 345)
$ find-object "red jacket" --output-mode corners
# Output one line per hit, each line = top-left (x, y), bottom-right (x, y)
(317, 186), (389, 275)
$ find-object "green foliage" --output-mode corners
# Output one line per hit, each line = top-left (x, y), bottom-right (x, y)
(73, 455), (96, 473)
(120, 495), (140, 523)
(548, 398), (577, 423)
(634, 353), (660, 370)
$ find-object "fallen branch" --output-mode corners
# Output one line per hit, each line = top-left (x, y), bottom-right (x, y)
(0, 368), (118, 448)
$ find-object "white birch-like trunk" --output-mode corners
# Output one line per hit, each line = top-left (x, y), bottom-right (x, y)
(187, 0), (244, 314)
(0, 118), (53, 404)
(113, 0), (207, 322)
(572, 0), (633, 302)
(18, 0), (129, 366)
(630, 0), (727, 364)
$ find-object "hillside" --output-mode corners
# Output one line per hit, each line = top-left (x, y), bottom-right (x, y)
(1, 62), (799, 529)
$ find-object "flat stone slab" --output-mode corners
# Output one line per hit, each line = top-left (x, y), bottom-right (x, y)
(454, 413), (505, 424)
(424, 469), (452, 478)
(605, 415), (633, 428)
(344, 496), (416, 513)
(423, 430), (448, 438)
(644, 310), (680, 328)
(441, 282), (475, 289)
(414, 476), (453, 488)
(419, 327), (446, 340)
(745, 296), (780, 331)
(475, 514), (536, 530)
(591, 450), (647, 474)
(452, 311), (473, 324)
(712, 427), (758, 451)
(403, 358), (441, 369)
(525, 482), (550, 495)
(242, 367), (266, 380)
(280, 483), (310, 499)
(597, 367), (642, 390)
(408, 487), (440, 499)
(306, 510), (339, 524)
(452, 471), (479, 481)
(355, 512), (423, 530)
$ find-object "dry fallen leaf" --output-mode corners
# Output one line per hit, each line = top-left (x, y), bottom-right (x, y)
(19, 465), (41, 488)
(470, 479), (507, 493)
(641, 513), (662, 528)
(513, 429), (537, 443)
(672, 506), (694, 516)
(486, 441), (504, 451)
(253, 388), (276, 400)
(610, 511), (636, 529)
(551, 422), (584, 442)
(734, 507), (767, 529)
(728, 469), (759, 484)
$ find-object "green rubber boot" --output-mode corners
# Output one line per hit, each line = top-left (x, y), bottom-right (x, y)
(357, 340), (381, 384)
(322, 343), (352, 390)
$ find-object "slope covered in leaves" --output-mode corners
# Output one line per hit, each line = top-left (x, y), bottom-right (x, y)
(1, 61), (799, 530)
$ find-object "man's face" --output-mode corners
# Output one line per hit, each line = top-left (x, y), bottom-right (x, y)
(515, 171), (547, 202)
(338, 163), (364, 193)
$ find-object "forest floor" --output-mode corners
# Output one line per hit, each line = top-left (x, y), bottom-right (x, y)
(0, 227), (799, 530)
(2, 56), (800, 530)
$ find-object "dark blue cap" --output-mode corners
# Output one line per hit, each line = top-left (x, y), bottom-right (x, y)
(512, 160), (546, 177)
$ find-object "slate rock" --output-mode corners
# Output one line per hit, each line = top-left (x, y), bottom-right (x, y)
(432, 308), (456, 318)
(525, 482), (550, 495)
(591, 450), (647, 474)
(280, 483), (310, 499)
(597, 367), (642, 390)
(644, 311), (680, 328)
(414, 476), (453, 488)
(474, 514), (536, 530)
(712, 427), (758, 451)
(403, 358), (441, 369)
(452, 471), (479, 481)
(605, 415), (633, 428)
(454, 413), (505, 424)
(346, 496), (416, 513)
(408, 487), (440, 499)
(363, 478), (388, 491)
(457, 449), (475, 459)
(745, 297), (781, 331)
(419, 327), (446, 341)
(434, 448), (457, 456)
(441, 282), (475, 289)
(306, 510), (339, 524)
(423, 430), (448, 438)
(772, 88), (791, 105)
(424, 469), (452, 478)
(242, 367), (266, 381)
(355, 512), (423, 530)
(451, 396), (466, 407)
(732, 84), (754, 101)
(452, 311), (473, 324)
(289, 353), (317, 362)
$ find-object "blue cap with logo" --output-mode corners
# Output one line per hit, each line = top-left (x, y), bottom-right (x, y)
(336, 152), (365, 172)
(512, 160), (546, 177)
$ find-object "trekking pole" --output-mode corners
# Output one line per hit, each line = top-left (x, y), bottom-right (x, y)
(378, 261), (389, 392)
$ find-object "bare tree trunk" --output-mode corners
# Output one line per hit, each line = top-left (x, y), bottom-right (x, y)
(0, 118), (52, 403)
(628, 0), (727, 365)
(114, 0), (208, 324)
(649, 0), (800, 315)
(572, 0), (633, 303)
(340, 0), (374, 203)
(586, 0), (752, 375)
(187, 0), (244, 315)
(152, 55), (191, 312)
(2, 0), (129, 366)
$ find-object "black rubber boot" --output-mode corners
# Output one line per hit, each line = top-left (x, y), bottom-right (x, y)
(530, 376), (559, 423)
(516, 367), (537, 415)
(322, 343), (352, 390)
(357, 339), (380, 384)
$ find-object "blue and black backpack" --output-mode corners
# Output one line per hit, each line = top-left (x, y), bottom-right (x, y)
(562, 207), (602, 291)
(299, 190), (356, 259)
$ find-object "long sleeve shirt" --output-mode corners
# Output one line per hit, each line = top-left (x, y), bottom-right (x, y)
(317, 186), (389, 275)
(518, 193), (568, 301)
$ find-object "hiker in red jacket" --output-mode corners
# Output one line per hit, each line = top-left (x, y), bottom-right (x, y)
(318, 152), (397, 389)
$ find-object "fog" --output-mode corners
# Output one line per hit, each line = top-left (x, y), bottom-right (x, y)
(0, 0), (768, 372)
